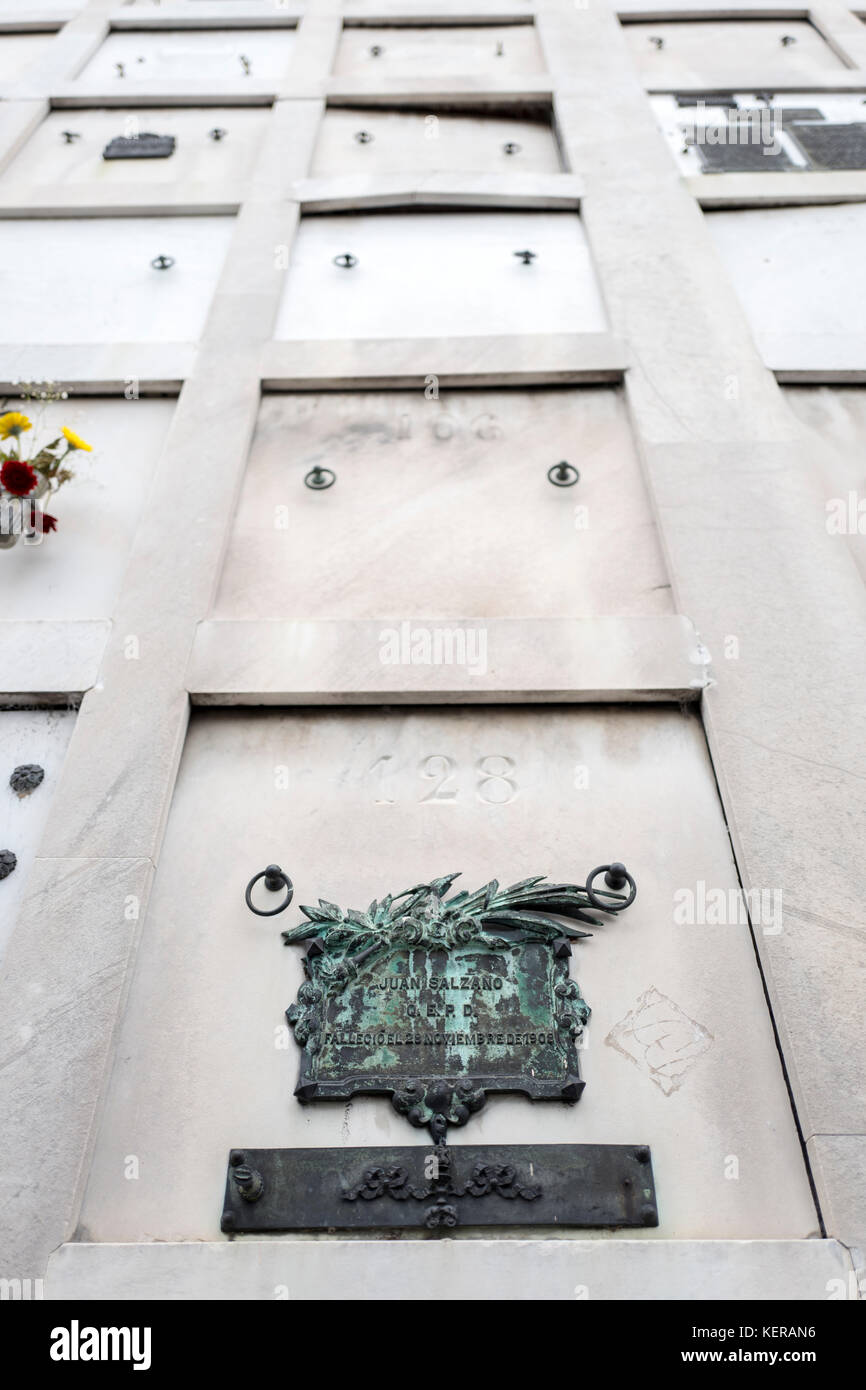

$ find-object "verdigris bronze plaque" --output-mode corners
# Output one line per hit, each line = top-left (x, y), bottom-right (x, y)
(282, 868), (635, 1141)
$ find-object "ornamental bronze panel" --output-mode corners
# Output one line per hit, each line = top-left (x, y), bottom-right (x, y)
(274, 866), (636, 1141)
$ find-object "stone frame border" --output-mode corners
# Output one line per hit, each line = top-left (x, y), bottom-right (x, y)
(0, 0), (862, 1294)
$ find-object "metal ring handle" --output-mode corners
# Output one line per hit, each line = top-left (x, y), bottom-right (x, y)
(585, 863), (637, 912)
(245, 865), (294, 916)
(304, 466), (336, 490)
(547, 461), (579, 488)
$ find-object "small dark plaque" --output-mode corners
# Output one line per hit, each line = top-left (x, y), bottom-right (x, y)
(697, 139), (796, 173)
(727, 107), (824, 129)
(788, 122), (866, 170)
(102, 133), (176, 161)
(221, 1143), (659, 1232)
(675, 93), (737, 108)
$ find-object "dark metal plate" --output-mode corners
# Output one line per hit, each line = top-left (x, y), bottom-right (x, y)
(221, 1143), (659, 1232)
(788, 122), (866, 170)
(697, 139), (796, 173)
(728, 108), (824, 128)
(103, 133), (176, 160)
(675, 93), (737, 108)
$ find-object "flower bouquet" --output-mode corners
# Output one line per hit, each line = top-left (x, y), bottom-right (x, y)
(0, 404), (91, 550)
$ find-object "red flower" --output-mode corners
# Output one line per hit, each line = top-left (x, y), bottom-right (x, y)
(1, 458), (38, 496)
(39, 512), (58, 533)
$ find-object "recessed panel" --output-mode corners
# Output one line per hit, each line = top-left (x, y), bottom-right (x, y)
(73, 29), (296, 87)
(652, 92), (866, 176)
(275, 212), (607, 339)
(784, 386), (866, 584)
(0, 710), (75, 964)
(0, 108), (270, 192)
(1, 398), (175, 620)
(707, 204), (866, 370)
(623, 21), (845, 83)
(77, 705), (816, 1241)
(311, 107), (561, 176)
(0, 216), (234, 342)
(0, 33), (57, 81)
(332, 24), (546, 78)
(215, 389), (667, 621)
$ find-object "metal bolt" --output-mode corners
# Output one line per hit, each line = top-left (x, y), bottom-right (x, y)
(641, 1204), (657, 1226)
(332, 252), (358, 269)
(0, 850), (17, 881)
(151, 254), (174, 270)
(634, 1147), (650, 1164)
(239, 55), (251, 75)
(369, 45), (384, 58)
(263, 864), (286, 892)
(61, 131), (81, 144)
(649, 36), (664, 50)
(209, 128), (227, 142)
(354, 130), (374, 144)
(503, 141), (521, 156)
(230, 1151), (245, 1166)
(513, 249), (537, 265)
(780, 34), (797, 45)
(605, 862), (629, 891)
(233, 1164), (264, 1202)
(115, 62), (125, 78)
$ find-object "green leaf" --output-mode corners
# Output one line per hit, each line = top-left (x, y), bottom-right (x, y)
(317, 899), (344, 920)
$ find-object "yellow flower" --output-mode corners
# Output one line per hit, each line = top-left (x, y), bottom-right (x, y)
(62, 426), (92, 452)
(0, 411), (32, 439)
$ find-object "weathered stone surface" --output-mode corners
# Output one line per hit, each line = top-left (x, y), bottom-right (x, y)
(213, 389), (667, 623)
(807, 1136), (866, 1266)
(274, 211), (607, 340)
(0, 855), (154, 1275)
(46, 1238), (854, 1301)
(622, 19), (845, 84)
(707, 204), (866, 374)
(76, 706), (815, 1243)
(311, 107), (562, 177)
(187, 617), (699, 703)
